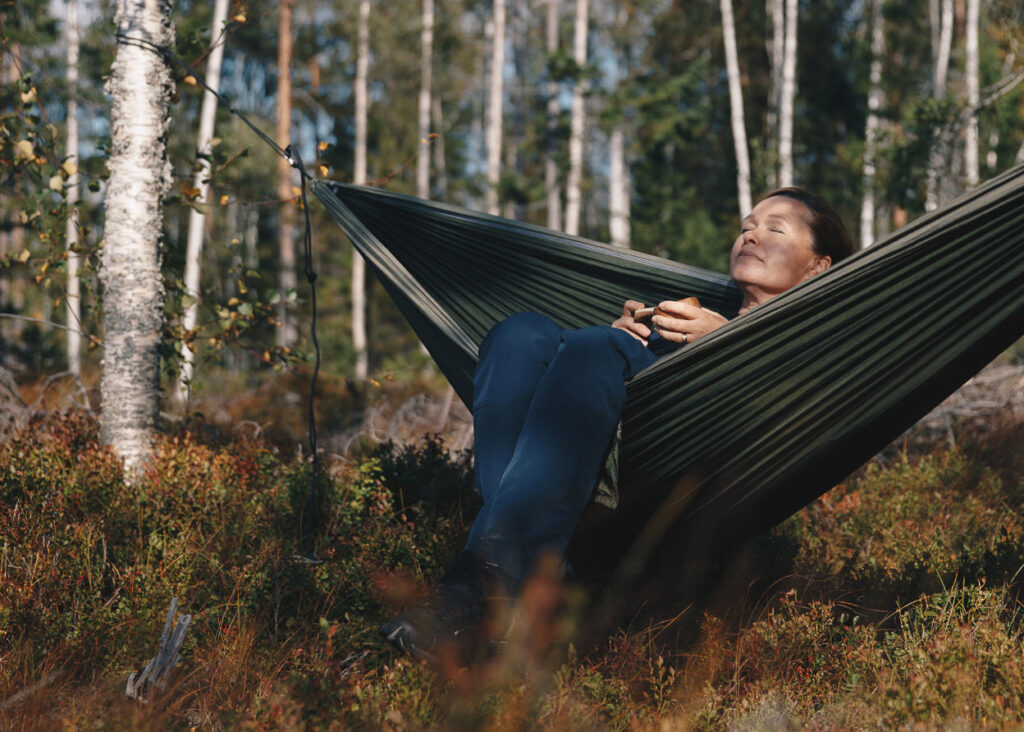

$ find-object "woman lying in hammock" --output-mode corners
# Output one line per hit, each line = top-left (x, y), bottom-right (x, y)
(380, 187), (855, 665)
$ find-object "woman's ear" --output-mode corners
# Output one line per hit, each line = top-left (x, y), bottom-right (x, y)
(804, 255), (832, 281)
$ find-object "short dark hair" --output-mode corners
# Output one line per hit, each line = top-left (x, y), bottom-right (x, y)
(764, 187), (856, 264)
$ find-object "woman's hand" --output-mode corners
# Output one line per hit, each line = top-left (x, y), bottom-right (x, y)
(651, 299), (729, 345)
(612, 300), (652, 345)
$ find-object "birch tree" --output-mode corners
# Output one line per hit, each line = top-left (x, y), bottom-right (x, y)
(608, 126), (630, 246)
(545, 0), (561, 230)
(778, 0), (798, 188)
(65, 0), (82, 376)
(964, 0), (980, 188)
(352, 0), (370, 379)
(275, 0), (297, 346)
(860, 0), (884, 249)
(177, 0), (230, 404)
(485, 0), (505, 216)
(417, 0), (434, 200)
(563, 0), (588, 236)
(102, 0), (174, 472)
(766, 0), (784, 186)
(720, 0), (752, 217)
(925, 0), (953, 211)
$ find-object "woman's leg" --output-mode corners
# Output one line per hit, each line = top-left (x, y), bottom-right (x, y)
(472, 311), (563, 504)
(467, 325), (656, 579)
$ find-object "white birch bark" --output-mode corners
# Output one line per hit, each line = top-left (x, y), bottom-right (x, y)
(485, 0), (506, 216)
(720, 0), (752, 217)
(177, 0), (230, 405)
(432, 97), (448, 197)
(860, 0), (884, 249)
(352, 0), (370, 379)
(964, 0), (980, 187)
(275, 0), (297, 346)
(778, 0), (798, 188)
(925, 0), (954, 211)
(563, 0), (588, 236)
(65, 0), (82, 376)
(545, 0), (562, 230)
(767, 0), (783, 186)
(609, 126), (630, 247)
(102, 0), (174, 473)
(417, 0), (434, 199)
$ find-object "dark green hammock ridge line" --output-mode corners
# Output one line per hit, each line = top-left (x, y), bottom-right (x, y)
(312, 165), (1024, 552)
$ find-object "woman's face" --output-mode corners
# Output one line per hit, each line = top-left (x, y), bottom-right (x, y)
(729, 196), (830, 300)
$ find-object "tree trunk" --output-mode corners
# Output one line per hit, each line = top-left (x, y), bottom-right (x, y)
(177, 0), (230, 405)
(720, 0), (752, 217)
(925, 0), (954, 211)
(964, 0), (979, 187)
(485, 0), (506, 216)
(778, 0), (798, 188)
(564, 0), (588, 236)
(276, 0), (297, 346)
(417, 0), (434, 200)
(609, 126), (630, 247)
(102, 0), (174, 473)
(860, 0), (884, 249)
(432, 97), (448, 198)
(65, 0), (82, 376)
(545, 0), (562, 231)
(766, 0), (784, 187)
(352, 0), (370, 379)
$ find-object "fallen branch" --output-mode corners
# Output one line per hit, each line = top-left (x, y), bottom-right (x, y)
(125, 598), (192, 701)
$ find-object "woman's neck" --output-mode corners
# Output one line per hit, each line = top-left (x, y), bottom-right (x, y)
(737, 287), (774, 315)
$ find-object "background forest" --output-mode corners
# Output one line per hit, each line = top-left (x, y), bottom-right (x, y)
(3, 0), (1024, 728)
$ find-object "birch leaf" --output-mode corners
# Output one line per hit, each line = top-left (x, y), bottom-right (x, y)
(49, 175), (63, 191)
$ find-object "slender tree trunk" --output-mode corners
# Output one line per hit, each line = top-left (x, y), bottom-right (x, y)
(417, 0), (434, 199)
(609, 126), (630, 247)
(545, 0), (562, 231)
(177, 0), (230, 405)
(778, 0), (798, 188)
(432, 97), (448, 198)
(766, 0), (784, 187)
(352, 0), (370, 379)
(276, 0), (297, 346)
(65, 0), (82, 376)
(564, 0), (588, 235)
(102, 0), (174, 473)
(964, 0), (979, 187)
(925, 0), (954, 211)
(860, 0), (884, 249)
(485, 0), (506, 216)
(720, 0), (752, 217)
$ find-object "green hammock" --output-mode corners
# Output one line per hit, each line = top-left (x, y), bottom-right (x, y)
(311, 165), (1024, 553)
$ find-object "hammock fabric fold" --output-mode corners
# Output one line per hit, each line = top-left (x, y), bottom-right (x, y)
(312, 166), (1024, 549)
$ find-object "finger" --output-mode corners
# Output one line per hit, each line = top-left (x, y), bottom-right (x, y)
(657, 300), (703, 319)
(629, 322), (652, 339)
(651, 313), (689, 333)
(623, 299), (645, 315)
(654, 327), (687, 344)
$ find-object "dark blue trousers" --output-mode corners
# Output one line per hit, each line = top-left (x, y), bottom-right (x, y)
(466, 312), (659, 580)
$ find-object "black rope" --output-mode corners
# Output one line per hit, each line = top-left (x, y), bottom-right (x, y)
(115, 32), (322, 554)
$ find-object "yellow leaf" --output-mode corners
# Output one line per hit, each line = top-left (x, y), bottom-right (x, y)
(49, 175), (63, 192)
(20, 88), (37, 104)
(318, 141), (329, 151)
(291, 186), (301, 197)
(233, 13), (246, 22)
(17, 249), (30, 263)
(318, 165), (328, 177)
(227, 297), (241, 307)
(14, 140), (33, 160)
(180, 182), (201, 199)
(183, 75), (197, 86)
(62, 159), (78, 177)
(33, 155), (47, 165)
(369, 379), (381, 388)
(262, 350), (272, 362)
(219, 194), (229, 205)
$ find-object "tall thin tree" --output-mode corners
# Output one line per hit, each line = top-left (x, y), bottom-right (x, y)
(352, 0), (370, 379)
(778, 0), (798, 188)
(925, 0), (953, 211)
(485, 0), (506, 216)
(563, 0), (588, 236)
(608, 126), (630, 247)
(545, 0), (562, 231)
(417, 0), (434, 200)
(964, 0), (980, 188)
(766, 0), (784, 186)
(860, 0), (884, 249)
(65, 0), (82, 376)
(102, 0), (174, 472)
(720, 0), (752, 217)
(178, 0), (230, 405)
(276, 0), (297, 346)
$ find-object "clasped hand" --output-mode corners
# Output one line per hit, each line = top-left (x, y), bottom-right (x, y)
(611, 298), (729, 346)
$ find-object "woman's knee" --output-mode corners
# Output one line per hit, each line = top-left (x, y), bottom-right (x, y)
(480, 311), (562, 361)
(557, 326), (655, 377)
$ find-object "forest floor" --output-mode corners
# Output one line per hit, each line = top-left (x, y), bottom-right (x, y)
(1, 357), (1023, 729)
